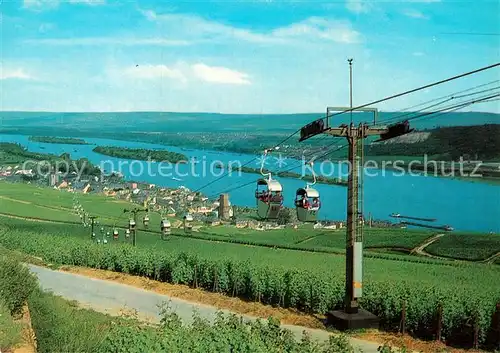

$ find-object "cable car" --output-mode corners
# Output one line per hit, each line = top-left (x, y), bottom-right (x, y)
(255, 148), (283, 220)
(161, 219), (171, 238)
(113, 229), (119, 240)
(255, 178), (283, 220)
(143, 215), (150, 227)
(128, 219), (136, 231)
(375, 120), (414, 142)
(183, 214), (193, 233)
(125, 229), (131, 238)
(295, 187), (320, 222)
(295, 162), (321, 222)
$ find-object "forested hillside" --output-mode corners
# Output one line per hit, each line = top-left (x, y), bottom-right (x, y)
(367, 124), (500, 161)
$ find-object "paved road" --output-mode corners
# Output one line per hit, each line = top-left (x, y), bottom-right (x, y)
(28, 264), (383, 353)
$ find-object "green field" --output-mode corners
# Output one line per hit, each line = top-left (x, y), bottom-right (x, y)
(2, 181), (499, 262)
(200, 225), (324, 246)
(0, 182), (161, 226)
(298, 228), (433, 251)
(426, 233), (500, 261)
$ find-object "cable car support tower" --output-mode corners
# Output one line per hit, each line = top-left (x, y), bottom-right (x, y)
(298, 59), (408, 330)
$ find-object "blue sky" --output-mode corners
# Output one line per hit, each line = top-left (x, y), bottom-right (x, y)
(1, 0), (499, 113)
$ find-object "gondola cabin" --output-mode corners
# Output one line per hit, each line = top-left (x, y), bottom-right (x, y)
(113, 229), (119, 240)
(183, 214), (193, 233)
(143, 215), (150, 227)
(161, 219), (171, 237)
(295, 187), (320, 222)
(128, 219), (136, 231)
(125, 229), (131, 238)
(255, 178), (283, 220)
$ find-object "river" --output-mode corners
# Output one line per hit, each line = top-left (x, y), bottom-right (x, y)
(2, 134), (499, 233)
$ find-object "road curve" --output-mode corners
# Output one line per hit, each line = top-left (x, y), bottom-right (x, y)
(28, 264), (382, 353)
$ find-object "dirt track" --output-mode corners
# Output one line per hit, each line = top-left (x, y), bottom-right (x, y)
(28, 264), (383, 353)
(410, 234), (445, 259)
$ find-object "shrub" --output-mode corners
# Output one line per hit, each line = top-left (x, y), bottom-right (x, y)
(0, 255), (37, 316)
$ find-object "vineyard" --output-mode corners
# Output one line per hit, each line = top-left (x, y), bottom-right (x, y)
(0, 216), (472, 268)
(199, 225), (319, 246)
(1, 220), (500, 348)
(3, 181), (500, 262)
(426, 232), (500, 261)
(0, 182), (465, 262)
(296, 228), (434, 251)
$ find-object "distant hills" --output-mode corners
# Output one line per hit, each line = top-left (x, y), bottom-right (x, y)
(0, 111), (498, 134)
(368, 124), (500, 161)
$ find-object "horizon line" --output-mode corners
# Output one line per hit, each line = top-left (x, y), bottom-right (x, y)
(0, 110), (498, 115)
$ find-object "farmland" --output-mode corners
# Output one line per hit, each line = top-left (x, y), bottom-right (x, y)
(426, 232), (500, 261)
(296, 228), (434, 251)
(1, 181), (500, 348)
(2, 180), (500, 263)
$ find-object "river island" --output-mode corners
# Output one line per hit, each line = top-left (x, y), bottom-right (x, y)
(93, 146), (188, 163)
(28, 136), (90, 145)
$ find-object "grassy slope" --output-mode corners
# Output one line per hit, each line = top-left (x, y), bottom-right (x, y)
(0, 182), (153, 225)
(3, 181), (500, 262)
